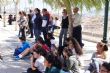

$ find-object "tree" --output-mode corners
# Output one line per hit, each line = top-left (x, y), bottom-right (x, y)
(43, 0), (106, 37)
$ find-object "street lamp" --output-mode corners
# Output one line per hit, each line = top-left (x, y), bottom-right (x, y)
(102, 0), (109, 43)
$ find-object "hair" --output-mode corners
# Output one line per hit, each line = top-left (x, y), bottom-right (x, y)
(47, 33), (54, 39)
(37, 37), (45, 44)
(42, 8), (47, 12)
(34, 47), (47, 57)
(63, 47), (73, 57)
(19, 37), (26, 41)
(98, 42), (108, 51)
(62, 9), (67, 14)
(55, 17), (58, 20)
(22, 11), (27, 16)
(19, 11), (22, 15)
(45, 53), (54, 64)
(29, 9), (32, 13)
(69, 37), (83, 55)
(45, 52), (62, 69)
(101, 62), (110, 71)
(35, 8), (40, 14)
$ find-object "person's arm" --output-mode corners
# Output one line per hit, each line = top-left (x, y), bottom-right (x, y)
(30, 56), (36, 70)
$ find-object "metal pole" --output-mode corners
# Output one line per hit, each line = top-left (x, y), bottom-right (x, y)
(102, 0), (109, 43)
(3, 6), (6, 27)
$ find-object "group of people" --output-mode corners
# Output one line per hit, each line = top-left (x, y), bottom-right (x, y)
(8, 14), (16, 25)
(11, 7), (110, 73)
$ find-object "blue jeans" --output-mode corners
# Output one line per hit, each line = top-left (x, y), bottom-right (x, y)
(59, 28), (68, 47)
(34, 29), (41, 41)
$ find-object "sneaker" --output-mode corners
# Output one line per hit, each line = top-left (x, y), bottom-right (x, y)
(14, 56), (21, 60)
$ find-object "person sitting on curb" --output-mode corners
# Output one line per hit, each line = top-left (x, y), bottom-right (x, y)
(100, 62), (110, 73)
(13, 37), (30, 60)
(15, 36), (50, 60)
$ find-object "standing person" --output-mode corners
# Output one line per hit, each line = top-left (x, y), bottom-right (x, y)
(8, 14), (13, 25)
(28, 10), (33, 38)
(72, 7), (84, 48)
(42, 8), (50, 43)
(59, 9), (69, 47)
(18, 11), (27, 38)
(34, 8), (42, 41)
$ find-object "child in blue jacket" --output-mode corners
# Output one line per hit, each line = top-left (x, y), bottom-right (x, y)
(13, 37), (30, 60)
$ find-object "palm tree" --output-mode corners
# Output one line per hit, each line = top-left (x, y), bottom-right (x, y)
(43, 0), (106, 37)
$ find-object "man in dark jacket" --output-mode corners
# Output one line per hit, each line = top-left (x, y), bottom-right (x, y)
(42, 8), (50, 43)
(33, 8), (42, 41)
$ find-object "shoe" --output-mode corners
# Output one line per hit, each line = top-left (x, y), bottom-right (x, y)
(14, 56), (21, 60)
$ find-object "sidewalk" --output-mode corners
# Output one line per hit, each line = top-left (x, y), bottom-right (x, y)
(0, 21), (109, 73)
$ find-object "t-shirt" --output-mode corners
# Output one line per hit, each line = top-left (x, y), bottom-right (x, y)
(34, 56), (45, 72)
(72, 13), (81, 27)
(18, 41), (30, 52)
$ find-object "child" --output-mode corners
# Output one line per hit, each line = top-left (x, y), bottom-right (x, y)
(27, 48), (45, 73)
(13, 37), (30, 60)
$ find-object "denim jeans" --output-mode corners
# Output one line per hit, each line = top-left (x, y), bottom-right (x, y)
(59, 28), (68, 47)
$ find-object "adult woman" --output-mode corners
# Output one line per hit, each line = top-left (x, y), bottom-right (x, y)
(88, 42), (108, 73)
(59, 9), (69, 47)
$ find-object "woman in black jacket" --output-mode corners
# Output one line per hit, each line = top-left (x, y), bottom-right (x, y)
(34, 8), (42, 41)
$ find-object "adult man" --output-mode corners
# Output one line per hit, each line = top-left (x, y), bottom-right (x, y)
(28, 10), (33, 38)
(42, 8), (50, 43)
(72, 7), (83, 48)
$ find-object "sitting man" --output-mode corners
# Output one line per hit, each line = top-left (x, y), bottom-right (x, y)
(13, 37), (30, 60)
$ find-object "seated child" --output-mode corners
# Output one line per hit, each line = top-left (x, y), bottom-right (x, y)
(13, 37), (30, 60)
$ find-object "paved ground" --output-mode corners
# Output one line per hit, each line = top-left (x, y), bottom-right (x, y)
(0, 21), (108, 73)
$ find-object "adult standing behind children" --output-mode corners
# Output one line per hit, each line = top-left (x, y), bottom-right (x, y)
(34, 8), (42, 41)
(72, 7), (83, 48)
(59, 9), (69, 47)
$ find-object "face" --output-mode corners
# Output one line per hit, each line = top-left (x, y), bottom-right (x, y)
(96, 42), (104, 53)
(42, 10), (46, 15)
(68, 40), (74, 49)
(100, 66), (109, 73)
(62, 12), (67, 16)
(73, 8), (79, 13)
(33, 52), (40, 59)
(34, 9), (38, 14)
(44, 59), (51, 68)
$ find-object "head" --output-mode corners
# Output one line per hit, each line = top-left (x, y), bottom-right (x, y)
(44, 53), (54, 68)
(33, 48), (42, 59)
(42, 8), (47, 15)
(68, 37), (83, 55)
(73, 7), (79, 14)
(34, 8), (40, 14)
(55, 17), (58, 20)
(63, 48), (73, 58)
(19, 37), (26, 42)
(22, 11), (27, 16)
(19, 11), (22, 16)
(62, 9), (67, 16)
(100, 62), (110, 73)
(96, 42), (108, 53)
